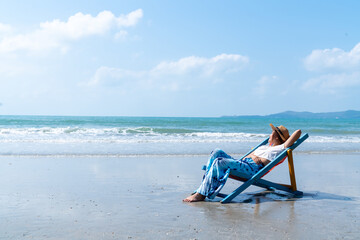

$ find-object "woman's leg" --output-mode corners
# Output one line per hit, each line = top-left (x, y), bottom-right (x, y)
(183, 149), (233, 202)
(183, 147), (262, 202)
(185, 157), (262, 202)
(205, 148), (233, 172)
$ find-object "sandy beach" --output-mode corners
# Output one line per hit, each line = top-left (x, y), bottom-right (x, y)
(0, 153), (359, 239)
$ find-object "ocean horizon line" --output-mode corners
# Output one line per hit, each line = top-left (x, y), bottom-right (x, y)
(1, 109), (360, 118)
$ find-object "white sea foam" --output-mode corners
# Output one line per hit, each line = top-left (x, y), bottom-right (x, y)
(1, 127), (360, 144)
(308, 135), (360, 143)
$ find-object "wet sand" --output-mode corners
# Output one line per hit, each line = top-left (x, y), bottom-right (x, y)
(0, 153), (359, 239)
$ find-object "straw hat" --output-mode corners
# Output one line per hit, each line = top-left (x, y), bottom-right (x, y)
(270, 123), (290, 142)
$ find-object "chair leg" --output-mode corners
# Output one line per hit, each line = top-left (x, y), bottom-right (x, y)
(287, 150), (297, 191)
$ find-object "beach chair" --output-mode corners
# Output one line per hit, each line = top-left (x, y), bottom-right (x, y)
(202, 133), (309, 203)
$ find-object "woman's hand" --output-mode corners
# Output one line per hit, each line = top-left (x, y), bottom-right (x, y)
(284, 129), (302, 148)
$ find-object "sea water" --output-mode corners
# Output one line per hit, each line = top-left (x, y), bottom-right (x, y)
(0, 115), (359, 157)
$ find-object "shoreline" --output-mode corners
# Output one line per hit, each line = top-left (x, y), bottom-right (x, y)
(1, 149), (360, 158)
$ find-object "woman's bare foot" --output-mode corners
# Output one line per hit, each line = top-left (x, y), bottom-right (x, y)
(183, 193), (206, 202)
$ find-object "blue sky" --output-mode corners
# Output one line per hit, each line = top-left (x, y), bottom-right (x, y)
(0, 0), (359, 117)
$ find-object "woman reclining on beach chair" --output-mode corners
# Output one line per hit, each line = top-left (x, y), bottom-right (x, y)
(183, 124), (302, 202)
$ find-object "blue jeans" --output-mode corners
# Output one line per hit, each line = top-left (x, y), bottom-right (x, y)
(196, 148), (263, 199)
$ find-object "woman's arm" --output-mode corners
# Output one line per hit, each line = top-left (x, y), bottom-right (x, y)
(284, 129), (302, 148)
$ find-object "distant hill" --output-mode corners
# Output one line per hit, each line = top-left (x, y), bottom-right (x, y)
(223, 110), (360, 119)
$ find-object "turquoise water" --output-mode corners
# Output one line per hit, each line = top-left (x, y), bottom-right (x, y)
(0, 115), (359, 156)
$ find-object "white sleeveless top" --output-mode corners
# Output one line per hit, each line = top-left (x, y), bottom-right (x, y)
(253, 144), (285, 161)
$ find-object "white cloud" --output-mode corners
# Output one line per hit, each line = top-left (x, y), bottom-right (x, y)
(0, 54), (43, 77)
(252, 75), (279, 96)
(304, 43), (360, 71)
(151, 54), (249, 76)
(86, 66), (145, 87)
(115, 9), (144, 27)
(0, 9), (143, 52)
(303, 43), (360, 94)
(302, 72), (360, 93)
(0, 23), (12, 34)
(84, 53), (249, 91)
(114, 30), (128, 40)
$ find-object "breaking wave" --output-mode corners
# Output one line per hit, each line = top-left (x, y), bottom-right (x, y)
(0, 127), (359, 144)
